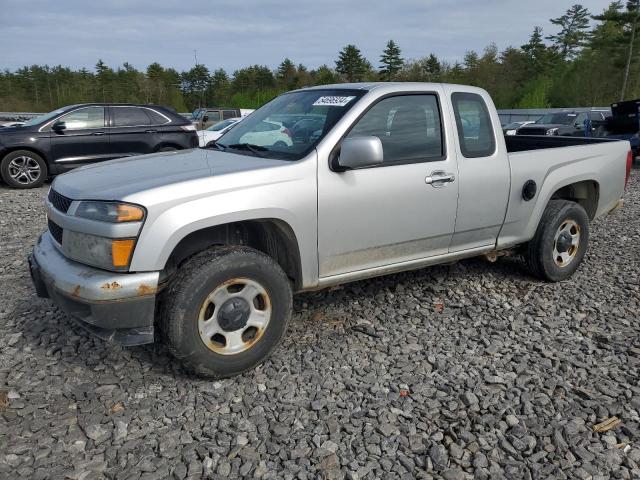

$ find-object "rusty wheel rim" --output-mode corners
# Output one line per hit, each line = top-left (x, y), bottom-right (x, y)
(198, 278), (272, 355)
(552, 219), (580, 268)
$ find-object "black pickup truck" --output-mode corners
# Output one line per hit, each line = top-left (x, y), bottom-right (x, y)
(516, 111), (608, 137)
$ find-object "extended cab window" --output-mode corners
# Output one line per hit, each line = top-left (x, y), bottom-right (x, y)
(113, 107), (152, 127)
(451, 92), (496, 158)
(59, 107), (105, 130)
(346, 94), (444, 165)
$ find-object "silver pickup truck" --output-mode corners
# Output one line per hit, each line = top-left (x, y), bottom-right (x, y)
(29, 83), (633, 377)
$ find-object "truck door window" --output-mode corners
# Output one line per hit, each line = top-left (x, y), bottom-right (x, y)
(346, 94), (444, 165)
(223, 110), (237, 120)
(451, 92), (496, 158)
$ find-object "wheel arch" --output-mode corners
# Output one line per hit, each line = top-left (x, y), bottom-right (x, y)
(1, 146), (49, 164)
(549, 179), (599, 220)
(162, 219), (304, 291)
(154, 142), (183, 152)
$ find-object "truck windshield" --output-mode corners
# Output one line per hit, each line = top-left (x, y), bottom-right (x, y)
(215, 89), (366, 160)
(536, 113), (578, 125)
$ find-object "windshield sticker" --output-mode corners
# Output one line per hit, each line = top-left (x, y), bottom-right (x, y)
(313, 96), (356, 107)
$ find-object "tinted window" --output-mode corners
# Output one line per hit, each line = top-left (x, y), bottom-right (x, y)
(113, 107), (152, 127)
(223, 110), (237, 120)
(146, 109), (170, 125)
(205, 111), (221, 122)
(451, 92), (496, 158)
(60, 107), (105, 130)
(346, 94), (444, 165)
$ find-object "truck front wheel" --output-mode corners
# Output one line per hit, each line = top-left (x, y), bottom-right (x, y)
(160, 246), (293, 378)
(525, 200), (590, 282)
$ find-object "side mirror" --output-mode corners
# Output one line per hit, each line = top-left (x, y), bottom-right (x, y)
(202, 115), (209, 123)
(52, 120), (66, 132)
(337, 136), (384, 170)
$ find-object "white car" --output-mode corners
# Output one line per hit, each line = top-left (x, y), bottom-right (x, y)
(199, 118), (241, 147)
(239, 120), (293, 147)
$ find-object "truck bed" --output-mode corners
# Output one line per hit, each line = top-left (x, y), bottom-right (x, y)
(505, 135), (620, 153)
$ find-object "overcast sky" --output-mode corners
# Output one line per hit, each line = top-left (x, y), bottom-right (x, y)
(0, 0), (610, 73)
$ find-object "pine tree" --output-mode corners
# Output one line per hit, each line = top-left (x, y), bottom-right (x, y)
(424, 54), (442, 81)
(379, 40), (404, 80)
(593, 0), (640, 100)
(276, 58), (297, 89)
(335, 44), (369, 82)
(547, 4), (591, 59)
(521, 27), (557, 73)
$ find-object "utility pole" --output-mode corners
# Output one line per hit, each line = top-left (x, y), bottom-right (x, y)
(621, 8), (640, 101)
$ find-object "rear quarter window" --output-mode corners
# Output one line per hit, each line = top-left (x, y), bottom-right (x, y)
(451, 92), (496, 158)
(146, 109), (170, 125)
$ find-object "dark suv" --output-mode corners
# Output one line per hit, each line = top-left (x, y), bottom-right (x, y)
(0, 103), (199, 188)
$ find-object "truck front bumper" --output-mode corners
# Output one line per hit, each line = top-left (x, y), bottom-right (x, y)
(29, 233), (160, 346)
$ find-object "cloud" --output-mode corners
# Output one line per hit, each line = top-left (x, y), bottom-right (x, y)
(0, 0), (610, 72)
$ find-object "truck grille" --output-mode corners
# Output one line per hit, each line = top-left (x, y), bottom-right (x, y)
(517, 128), (548, 136)
(48, 218), (63, 244)
(48, 189), (73, 213)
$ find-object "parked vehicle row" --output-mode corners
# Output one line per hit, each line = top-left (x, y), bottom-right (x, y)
(515, 111), (608, 137)
(0, 104), (198, 188)
(190, 107), (254, 130)
(28, 82), (632, 378)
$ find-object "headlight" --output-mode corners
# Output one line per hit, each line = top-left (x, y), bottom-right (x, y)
(546, 128), (559, 136)
(63, 231), (136, 271)
(74, 201), (145, 223)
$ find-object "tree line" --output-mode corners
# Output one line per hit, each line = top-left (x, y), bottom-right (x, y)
(0, 1), (638, 113)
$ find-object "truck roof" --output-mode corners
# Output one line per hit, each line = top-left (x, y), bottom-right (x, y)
(299, 82), (469, 92)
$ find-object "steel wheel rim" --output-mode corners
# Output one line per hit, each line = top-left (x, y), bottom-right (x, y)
(8, 156), (41, 185)
(552, 219), (580, 268)
(198, 277), (272, 355)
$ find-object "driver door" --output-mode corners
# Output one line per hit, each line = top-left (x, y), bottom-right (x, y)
(317, 91), (459, 278)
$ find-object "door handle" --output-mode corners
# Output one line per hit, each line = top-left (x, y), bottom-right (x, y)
(425, 171), (455, 187)
(145, 129), (158, 134)
(92, 132), (105, 136)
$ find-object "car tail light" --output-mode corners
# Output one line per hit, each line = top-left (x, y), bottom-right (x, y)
(283, 127), (292, 138)
(181, 125), (196, 132)
(625, 150), (633, 189)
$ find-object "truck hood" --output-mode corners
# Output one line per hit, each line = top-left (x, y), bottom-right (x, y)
(52, 148), (292, 201)
(519, 123), (568, 130)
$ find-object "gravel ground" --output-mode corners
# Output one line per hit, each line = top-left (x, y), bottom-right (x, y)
(1, 170), (639, 480)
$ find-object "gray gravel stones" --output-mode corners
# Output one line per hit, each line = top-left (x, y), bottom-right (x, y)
(1, 170), (640, 479)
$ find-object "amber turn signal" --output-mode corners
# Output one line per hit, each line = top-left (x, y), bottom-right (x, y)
(116, 204), (145, 222)
(112, 239), (135, 268)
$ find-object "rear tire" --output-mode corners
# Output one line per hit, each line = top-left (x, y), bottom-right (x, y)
(1, 150), (48, 189)
(525, 200), (590, 282)
(160, 246), (293, 378)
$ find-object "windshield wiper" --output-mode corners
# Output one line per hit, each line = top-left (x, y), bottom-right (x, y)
(206, 141), (226, 151)
(225, 143), (269, 156)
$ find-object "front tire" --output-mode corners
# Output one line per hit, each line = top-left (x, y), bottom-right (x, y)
(1, 150), (48, 189)
(160, 246), (293, 378)
(525, 200), (590, 282)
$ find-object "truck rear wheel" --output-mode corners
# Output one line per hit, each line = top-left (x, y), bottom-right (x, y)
(159, 246), (293, 378)
(525, 200), (590, 282)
